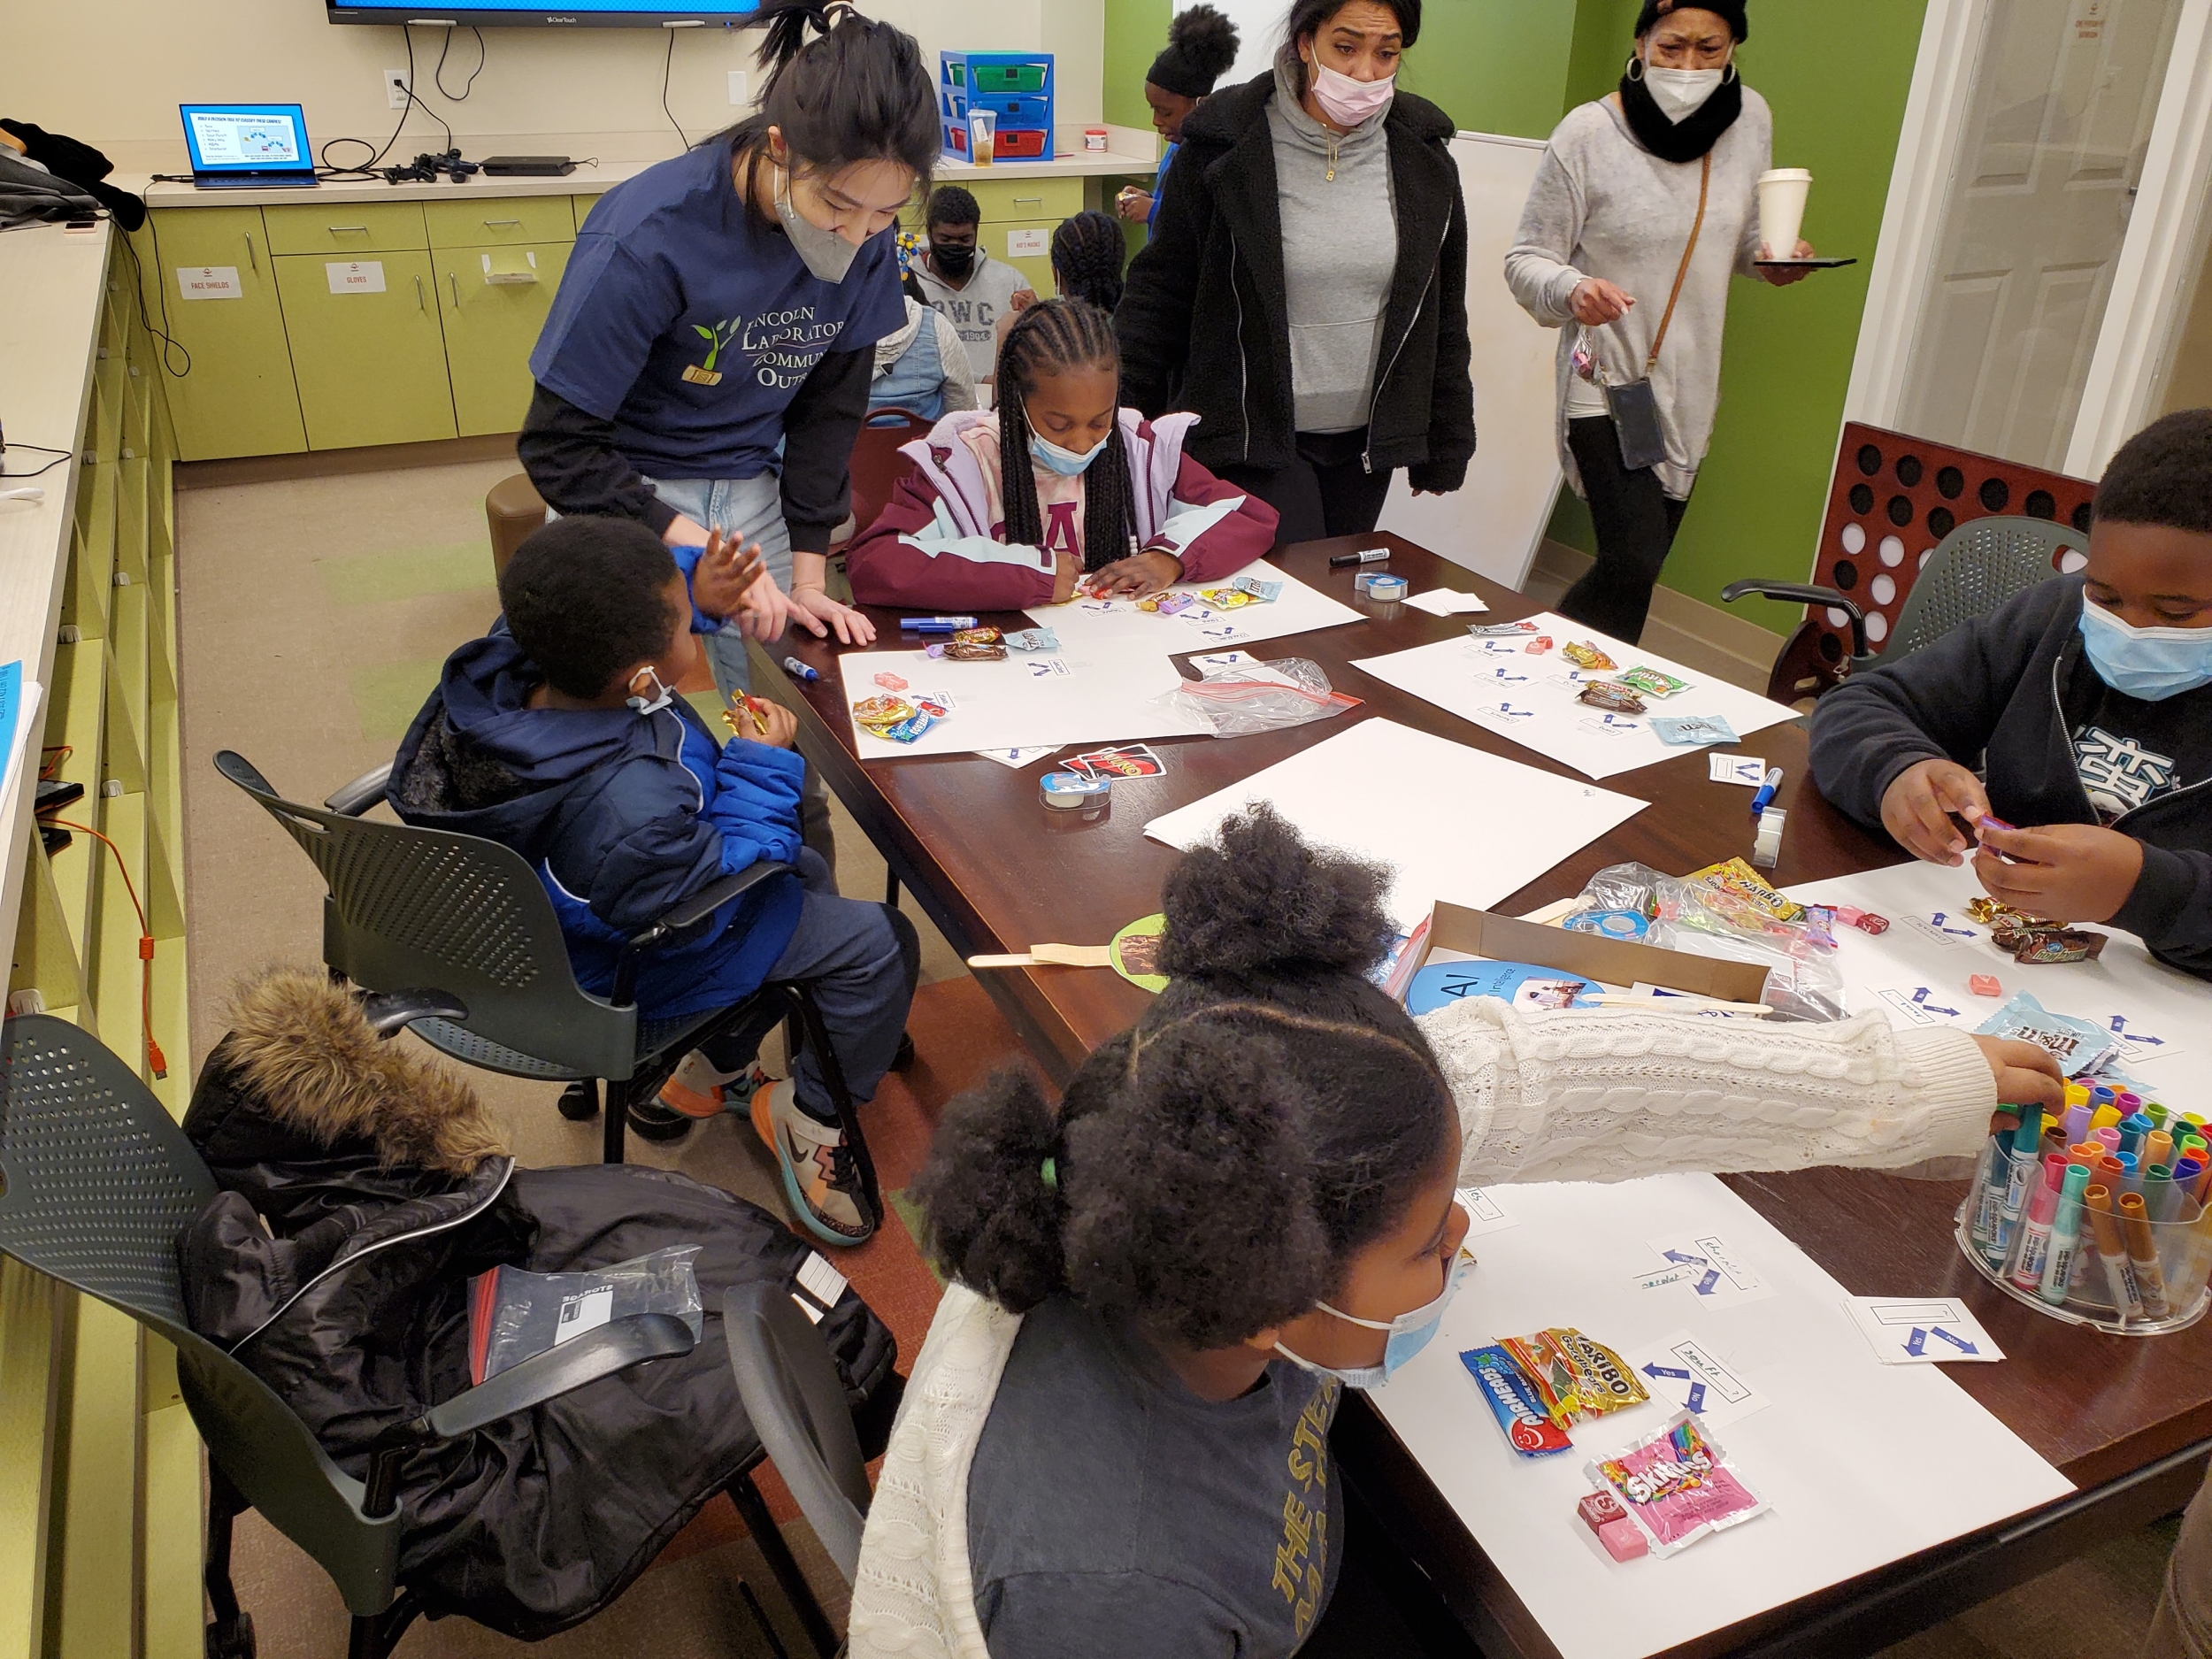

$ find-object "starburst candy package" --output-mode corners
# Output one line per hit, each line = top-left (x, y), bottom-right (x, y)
(1586, 1413), (1768, 1557)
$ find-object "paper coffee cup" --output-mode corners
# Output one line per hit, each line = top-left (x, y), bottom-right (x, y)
(970, 110), (996, 166)
(1757, 168), (1812, 260)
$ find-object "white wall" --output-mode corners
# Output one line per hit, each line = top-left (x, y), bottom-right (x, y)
(0, 0), (1101, 172)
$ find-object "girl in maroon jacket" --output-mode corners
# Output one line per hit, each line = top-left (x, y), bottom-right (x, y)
(845, 298), (1280, 612)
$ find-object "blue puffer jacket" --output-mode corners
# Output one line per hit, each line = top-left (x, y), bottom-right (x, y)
(388, 622), (805, 1019)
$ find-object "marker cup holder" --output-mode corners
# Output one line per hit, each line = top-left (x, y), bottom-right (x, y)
(1954, 1141), (2212, 1336)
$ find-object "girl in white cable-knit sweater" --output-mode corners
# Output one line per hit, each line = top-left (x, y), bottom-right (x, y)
(848, 809), (2065, 1659)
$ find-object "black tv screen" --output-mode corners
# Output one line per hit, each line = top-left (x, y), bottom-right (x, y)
(328, 0), (759, 24)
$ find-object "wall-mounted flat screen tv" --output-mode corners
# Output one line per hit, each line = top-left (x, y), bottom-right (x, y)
(327, 0), (759, 26)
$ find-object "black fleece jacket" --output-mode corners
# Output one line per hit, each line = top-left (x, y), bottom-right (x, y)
(1114, 74), (1475, 492)
(1809, 575), (2212, 978)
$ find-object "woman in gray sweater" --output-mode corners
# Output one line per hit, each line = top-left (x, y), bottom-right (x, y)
(1506, 0), (1814, 642)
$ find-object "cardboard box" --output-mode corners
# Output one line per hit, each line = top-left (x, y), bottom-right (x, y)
(1387, 902), (1772, 1008)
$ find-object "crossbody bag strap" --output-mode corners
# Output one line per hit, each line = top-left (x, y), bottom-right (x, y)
(1644, 151), (1712, 375)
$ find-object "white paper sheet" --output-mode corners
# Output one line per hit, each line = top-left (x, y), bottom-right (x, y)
(1350, 612), (1801, 780)
(1406, 588), (1493, 618)
(1041, 559), (1368, 653)
(842, 648), (1210, 758)
(1368, 1174), (2072, 1659)
(1786, 860), (2212, 1117)
(1141, 718), (1647, 932)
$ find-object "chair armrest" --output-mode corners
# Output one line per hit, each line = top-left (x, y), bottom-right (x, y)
(608, 862), (796, 1007)
(1721, 580), (1867, 661)
(359, 1312), (696, 1516)
(326, 763), (395, 818)
(358, 987), (471, 1038)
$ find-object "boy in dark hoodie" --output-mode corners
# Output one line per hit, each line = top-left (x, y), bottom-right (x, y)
(1810, 410), (2212, 979)
(390, 515), (918, 1246)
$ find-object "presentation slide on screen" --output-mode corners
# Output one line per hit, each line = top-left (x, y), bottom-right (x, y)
(188, 111), (303, 167)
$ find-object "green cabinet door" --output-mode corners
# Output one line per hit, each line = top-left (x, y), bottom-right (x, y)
(433, 241), (572, 437)
(273, 250), (457, 449)
(145, 209), (306, 460)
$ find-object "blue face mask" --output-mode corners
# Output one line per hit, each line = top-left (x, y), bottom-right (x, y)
(1026, 409), (1110, 477)
(1273, 1249), (1472, 1393)
(2078, 598), (2212, 700)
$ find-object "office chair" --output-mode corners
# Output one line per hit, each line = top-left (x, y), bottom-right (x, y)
(213, 750), (884, 1235)
(1723, 515), (2084, 703)
(0, 1014), (698, 1659)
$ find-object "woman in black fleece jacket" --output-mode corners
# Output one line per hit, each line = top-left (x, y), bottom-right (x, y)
(1809, 411), (2212, 979)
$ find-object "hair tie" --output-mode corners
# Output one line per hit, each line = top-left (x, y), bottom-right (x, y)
(1041, 1156), (1058, 1191)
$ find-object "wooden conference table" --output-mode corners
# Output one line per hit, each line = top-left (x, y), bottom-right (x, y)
(757, 534), (2212, 1658)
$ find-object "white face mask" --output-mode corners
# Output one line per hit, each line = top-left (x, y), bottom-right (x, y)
(774, 163), (863, 285)
(1643, 62), (1726, 124)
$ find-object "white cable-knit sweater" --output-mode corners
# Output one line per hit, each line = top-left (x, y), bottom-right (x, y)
(846, 1002), (1998, 1659)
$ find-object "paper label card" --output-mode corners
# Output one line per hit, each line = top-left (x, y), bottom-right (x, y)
(1007, 227), (1047, 257)
(1406, 588), (1492, 617)
(1872, 983), (1970, 1026)
(552, 1286), (613, 1346)
(1454, 1187), (1518, 1238)
(975, 746), (1060, 769)
(1898, 912), (1980, 952)
(1624, 1330), (1770, 1428)
(1843, 1297), (2002, 1364)
(2101, 1013), (2182, 1066)
(175, 265), (242, 301)
(1709, 754), (1769, 786)
(326, 259), (387, 295)
(1190, 649), (1259, 678)
(1639, 1233), (1775, 1307)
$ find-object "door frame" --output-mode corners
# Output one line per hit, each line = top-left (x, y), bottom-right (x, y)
(1842, 0), (2212, 478)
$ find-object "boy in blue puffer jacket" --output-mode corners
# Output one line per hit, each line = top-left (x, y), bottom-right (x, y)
(391, 515), (917, 1245)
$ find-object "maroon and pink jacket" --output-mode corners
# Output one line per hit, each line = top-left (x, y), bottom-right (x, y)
(844, 408), (1280, 611)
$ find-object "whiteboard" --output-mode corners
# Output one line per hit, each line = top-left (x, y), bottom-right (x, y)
(1377, 130), (1566, 590)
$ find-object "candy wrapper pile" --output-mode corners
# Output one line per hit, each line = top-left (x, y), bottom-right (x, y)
(1460, 1327), (1648, 1459)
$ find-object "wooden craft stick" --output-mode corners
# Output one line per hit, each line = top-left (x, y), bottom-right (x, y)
(1589, 995), (1773, 1016)
(967, 945), (1116, 970)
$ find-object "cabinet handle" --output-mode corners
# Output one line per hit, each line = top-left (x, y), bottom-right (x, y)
(449, 273), (460, 308)
(242, 231), (257, 273)
(1013, 196), (1043, 205)
(481, 218), (523, 227)
(415, 274), (426, 311)
(328, 225), (370, 234)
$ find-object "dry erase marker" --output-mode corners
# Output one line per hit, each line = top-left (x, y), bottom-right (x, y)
(1747, 767), (1783, 818)
(782, 656), (820, 682)
(900, 616), (979, 634)
(2085, 1187), (2143, 1320)
(2119, 1114), (2151, 1158)
(1329, 549), (1390, 567)
(2010, 1157), (2064, 1292)
(2039, 1164), (2092, 1305)
(1996, 1110), (2045, 1255)
(2118, 1192), (2171, 1318)
(2147, 1130), (2174, 1179)
(1974, 1125), (2015, 1263)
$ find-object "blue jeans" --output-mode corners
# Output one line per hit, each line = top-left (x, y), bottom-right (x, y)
(701, 849), (918, 1124)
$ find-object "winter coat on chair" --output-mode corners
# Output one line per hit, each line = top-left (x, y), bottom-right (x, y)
(176, 971), (900, 1641)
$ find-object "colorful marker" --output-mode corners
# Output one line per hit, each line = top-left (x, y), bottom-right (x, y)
(2040, 1164), (2092, 1306)
(898, 615), (979, 631)
(1996, 1110), (2047, 1255)
(781, 656), (820, 682)
(2085, 1187), (2143, 1320)
(2010, 1158), (2065, 1294)
(1975, 1125), (2016, 1264)
(1747, 767), (1784, 818)
(2118, 1191), (2171, 1319)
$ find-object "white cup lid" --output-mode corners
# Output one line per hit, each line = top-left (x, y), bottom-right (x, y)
(1759, 168), (1814, 183)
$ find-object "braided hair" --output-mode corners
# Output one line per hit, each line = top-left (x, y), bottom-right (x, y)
(995, 297), (1139, 574)
(1049, 211), (1128, 313)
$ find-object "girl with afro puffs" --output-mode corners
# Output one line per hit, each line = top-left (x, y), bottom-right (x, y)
(844, 809), (2067, 1659)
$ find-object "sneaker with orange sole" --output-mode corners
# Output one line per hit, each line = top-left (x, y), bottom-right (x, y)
(750, 1079), (874, 1246)
(657, 1052), (767, 1119)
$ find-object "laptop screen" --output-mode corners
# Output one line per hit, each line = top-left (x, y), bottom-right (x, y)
(180, 104), (314, 175)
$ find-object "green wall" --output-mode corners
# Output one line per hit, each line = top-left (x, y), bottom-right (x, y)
(1396, 4), (1578, 141)
(1105, 0), (1170, 130)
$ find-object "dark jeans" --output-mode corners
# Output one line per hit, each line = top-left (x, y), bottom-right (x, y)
(1561, 415), (1691, 645)
(699, 848), (919, 1125)
(1218, 429), (1396, 546)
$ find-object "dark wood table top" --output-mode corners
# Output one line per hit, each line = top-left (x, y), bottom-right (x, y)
(760, 534), (2212, 1656)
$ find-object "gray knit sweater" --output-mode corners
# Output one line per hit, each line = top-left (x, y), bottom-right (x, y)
(1267, 60), (1399, 435)
(1505, 90), (1772, 500)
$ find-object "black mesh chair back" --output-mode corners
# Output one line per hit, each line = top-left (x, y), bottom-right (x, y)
(0, 1016), (403, 1614)
(1877, 516), (2080, 667)
(722, 1281), (872, 1586)
(214, 749), (638, 1083)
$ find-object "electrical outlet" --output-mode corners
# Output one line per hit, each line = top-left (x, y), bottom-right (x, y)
(727, 70), (748, 105)
(385, 69), (411, 110)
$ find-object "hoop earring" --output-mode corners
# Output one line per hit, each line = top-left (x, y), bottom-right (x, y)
(1624, 54), (1646, 82)
(1723, 61), (1740, 85)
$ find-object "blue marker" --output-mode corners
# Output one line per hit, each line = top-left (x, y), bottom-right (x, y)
(782, 656), (820, 683)
(900, 615), (979, 632)
(1747, 766), (1783, 818)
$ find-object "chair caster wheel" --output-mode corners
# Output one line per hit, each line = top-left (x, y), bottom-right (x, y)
(893, 1032), (916, 1072)
(556, 1081), (599, 1121)
(626, 1100), (694, 1143)
(206, 1610), (256, 1659)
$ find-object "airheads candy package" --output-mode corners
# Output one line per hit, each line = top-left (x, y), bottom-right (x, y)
(1407, 960), (1604, 1016)
(1462, 1346), (1572, 1457)
(1588, 1412), (1768, 1557)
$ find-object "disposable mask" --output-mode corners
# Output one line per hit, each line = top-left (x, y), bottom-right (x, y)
(2078, 598), (2212, 700)
(930, 240), (976, 280)
(1028, 414), (1110, 477)
(1643, 63), (1726, 123)
(1274, 1250), (1471, 1392)
(774, 165), (862, 284)
(626, 667), (675, 716)
(1303, 58), (1395, 127)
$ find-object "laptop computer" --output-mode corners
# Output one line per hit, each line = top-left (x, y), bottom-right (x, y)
(180, 103), (319, 189)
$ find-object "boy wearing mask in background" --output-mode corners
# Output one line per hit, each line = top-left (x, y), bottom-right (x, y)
(904, 185), (1034, 390)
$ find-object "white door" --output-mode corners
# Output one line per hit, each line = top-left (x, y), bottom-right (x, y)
(1893, 0), (2184, 471)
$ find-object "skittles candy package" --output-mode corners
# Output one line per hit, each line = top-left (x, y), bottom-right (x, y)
(1586, 1413), (1767, 1557)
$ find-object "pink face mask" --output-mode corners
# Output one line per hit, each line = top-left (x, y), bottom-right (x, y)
(1304, 58), (1396, 127)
